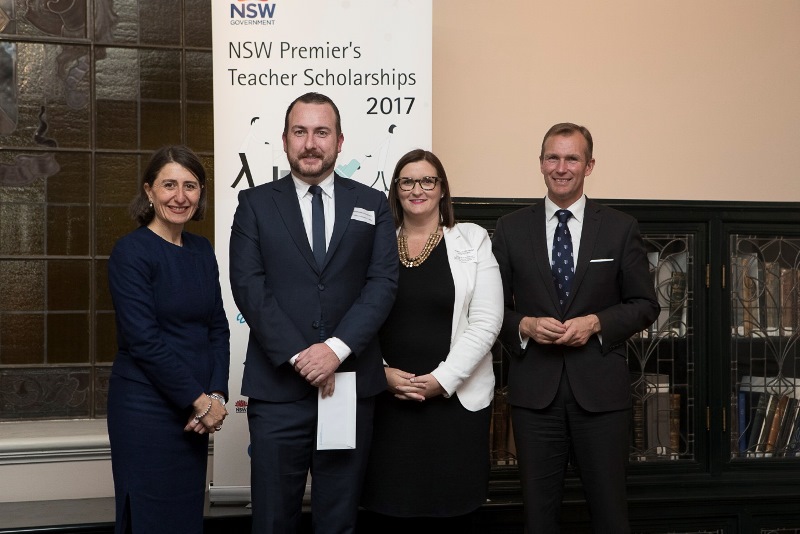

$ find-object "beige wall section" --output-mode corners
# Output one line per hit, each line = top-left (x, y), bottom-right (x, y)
(433, 0), (800, 202)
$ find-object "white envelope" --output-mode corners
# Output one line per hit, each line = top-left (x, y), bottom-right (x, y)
(316, 371), (357, 450)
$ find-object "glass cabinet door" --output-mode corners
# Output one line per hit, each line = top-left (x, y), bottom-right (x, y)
(627, 233), (696, 463)
(729, 234), (800, 461)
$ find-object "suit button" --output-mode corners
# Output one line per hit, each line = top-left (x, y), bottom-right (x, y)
(312, 321), (319, 328)
(317, 284), (325, 291)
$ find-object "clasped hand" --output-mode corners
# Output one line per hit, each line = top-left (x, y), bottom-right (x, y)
(520, 314), (600, 347)
(185, 393), (228, 435)
(385, 368), (444, 402)
(294, 343), (340, 398)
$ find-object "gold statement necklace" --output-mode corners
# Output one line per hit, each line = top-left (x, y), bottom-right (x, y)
(398, 224), (442, 268)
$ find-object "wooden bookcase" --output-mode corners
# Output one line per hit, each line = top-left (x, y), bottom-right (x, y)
(454, 198), (800, 533)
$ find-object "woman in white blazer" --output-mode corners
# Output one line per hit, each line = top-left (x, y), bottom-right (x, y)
(361, 149), (503, 532)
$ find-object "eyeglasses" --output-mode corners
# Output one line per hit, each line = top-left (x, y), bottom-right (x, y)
(155, 181), (203, 193)
(395, 176), (440, 191)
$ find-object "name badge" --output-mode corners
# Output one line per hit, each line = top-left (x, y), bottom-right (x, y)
(454, 248), (477, 263)
(351, 207), (375, 225)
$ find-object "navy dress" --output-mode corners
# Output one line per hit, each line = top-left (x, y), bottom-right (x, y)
(107, 226), (229, 534)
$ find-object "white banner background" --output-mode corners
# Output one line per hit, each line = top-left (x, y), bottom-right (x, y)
(210, 0), (432, 503)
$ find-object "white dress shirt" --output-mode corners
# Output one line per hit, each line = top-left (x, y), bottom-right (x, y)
(290, 172), (351, 363)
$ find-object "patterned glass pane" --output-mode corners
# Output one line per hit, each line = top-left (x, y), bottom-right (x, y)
(46, 152), (91, 203)
(186, 51), (212, 102)
(95, 259), (113, 311)
(103, 0), (138, 44)
(96, 205), (137, 257)
(9, 0), (88, 39)
(2, 43), (91, 149)
(184, 0), (212, 48)
(141, 101), (181, 149)
(187, 102), (213, 153)
(95, 312), (116, 364)
(0, 260), (45, 311)
(140, 49), (181, 100)
(94, 366), (111, 416)
(139, 0), (181, 46)
(0, 313), (44, 364)
(47, 260), (91, 311)
(95, 47), (138, 150)
(47, 313), (90, 363)
(0, 203), (45, 255)
(47, 205), (90, 255)
(0, 149), (48, 203)
(96, 153), (141, 205)
(0, 367), (91, 419)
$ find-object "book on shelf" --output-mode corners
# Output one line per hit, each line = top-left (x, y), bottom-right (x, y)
(490, 387), (515, 465)
(786, 404), (800, 457)
(745, 392), (767, 455)
(669, 393), (681, 456)
(739, 376), (800, 457)
(631, 373), (678, 460)
(755, 393), (779, 455)
(764, 395), (789, 457)
(763, 261), (781, 336)
(732, 253), (761, 337)
(779, 267), (796, 336)
(647, 251), (688, 338)
(775, 397), (799, 457)
(632, 396), (645, 452)
(737, 390), (755, 454)
(797, 269), (800, 332)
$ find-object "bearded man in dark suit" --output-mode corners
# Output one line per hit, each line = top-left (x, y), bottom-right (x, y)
(492, 123), (659, 533)
(230, 92), (398, 534)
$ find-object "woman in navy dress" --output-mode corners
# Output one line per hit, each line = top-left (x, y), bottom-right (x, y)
(107, 146), (230, 534)
(361, 150), (503, 532)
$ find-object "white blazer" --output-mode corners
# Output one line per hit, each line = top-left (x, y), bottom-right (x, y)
(416, 222), (504, 411)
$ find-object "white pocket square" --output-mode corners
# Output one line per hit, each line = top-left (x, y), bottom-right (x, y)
(589, 258), (614, 263)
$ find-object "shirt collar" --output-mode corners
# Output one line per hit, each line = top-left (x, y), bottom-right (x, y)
(293, 172), (335, 198)
(545, 194), (586, 223)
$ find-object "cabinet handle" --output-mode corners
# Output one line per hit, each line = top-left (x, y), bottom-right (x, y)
(706, 406), (710, 431)
(721, 406), (726, 432)
(720, 264), (725, 289)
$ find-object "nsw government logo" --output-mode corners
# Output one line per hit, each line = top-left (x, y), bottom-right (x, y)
(230, 0), (277, 25)
(235, 399), (249, 414)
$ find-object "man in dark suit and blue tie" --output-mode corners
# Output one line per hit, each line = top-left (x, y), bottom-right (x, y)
(492, 123), (659, 533)
(230, 92), (398, 533)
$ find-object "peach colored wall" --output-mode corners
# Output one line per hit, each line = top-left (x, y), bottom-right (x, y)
(432, 0), (800, 202)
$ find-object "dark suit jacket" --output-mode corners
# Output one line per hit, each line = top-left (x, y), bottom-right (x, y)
(230, 174), (398, 402)
(492, 198), (659, 412)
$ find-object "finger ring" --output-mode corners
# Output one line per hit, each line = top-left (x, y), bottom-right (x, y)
(215, 426), (221, 431)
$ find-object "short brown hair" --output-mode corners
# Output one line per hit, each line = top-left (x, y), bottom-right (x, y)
(539, 122), (594, 162)
(387, 149), (455, 229)
(283, 92), (342, 137)
(129, 145), (207, 226)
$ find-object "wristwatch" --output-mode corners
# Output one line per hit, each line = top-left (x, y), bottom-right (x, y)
(208, 392), (226, 406)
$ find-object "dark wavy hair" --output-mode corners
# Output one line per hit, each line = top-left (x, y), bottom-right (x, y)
(283, 92), (342, 137)
(387, 149), (455, 229)
(129, 145), (207, 226)
(539, 122), (594, 162)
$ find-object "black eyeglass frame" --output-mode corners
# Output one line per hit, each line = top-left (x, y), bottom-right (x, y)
(394, 176), (441, 191)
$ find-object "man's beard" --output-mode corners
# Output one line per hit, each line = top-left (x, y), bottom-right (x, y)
(288, 150), (337, 182)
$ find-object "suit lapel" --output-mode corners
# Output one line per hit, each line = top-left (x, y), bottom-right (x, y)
(271, 176), (318, 272)
(530, 203), (562, 312)
(326, 175), (357, 269)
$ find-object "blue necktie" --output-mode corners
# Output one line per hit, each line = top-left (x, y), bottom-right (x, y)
(309, 185), (326, 268)
(552, 209), (574, 308)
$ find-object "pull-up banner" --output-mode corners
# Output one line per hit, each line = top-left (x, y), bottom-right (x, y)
(210, 0), (432, 504)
